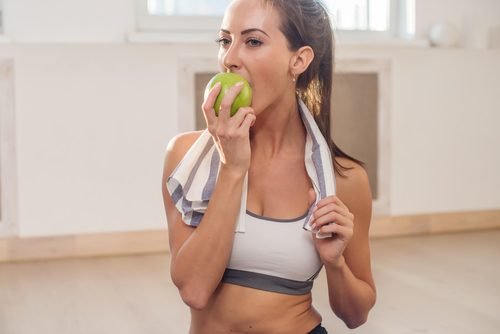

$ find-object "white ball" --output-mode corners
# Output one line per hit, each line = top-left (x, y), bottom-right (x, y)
(429, 23), (460, 47)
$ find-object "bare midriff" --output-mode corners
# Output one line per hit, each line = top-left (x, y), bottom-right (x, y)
(189, 282), (322, 334)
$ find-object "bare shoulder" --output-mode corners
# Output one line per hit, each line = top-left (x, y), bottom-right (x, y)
(162, 130), (205, 213)
(165, 130), (205, 168)
(334, 157), (371, 200)
(162, 131), (204, 255)
(333, 156), (372, 231)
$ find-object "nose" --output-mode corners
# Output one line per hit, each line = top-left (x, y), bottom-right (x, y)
(221, 43), (241, 72)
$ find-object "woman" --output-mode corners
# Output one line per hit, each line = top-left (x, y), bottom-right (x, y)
(162, 0), (376, 333)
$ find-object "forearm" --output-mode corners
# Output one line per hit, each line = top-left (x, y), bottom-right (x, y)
(324, 256), (376, 329)
(172, 168), (245, 305)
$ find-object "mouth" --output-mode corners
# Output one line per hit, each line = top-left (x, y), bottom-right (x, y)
(246, 78), (253, 88)
(226, 70), (251, 87)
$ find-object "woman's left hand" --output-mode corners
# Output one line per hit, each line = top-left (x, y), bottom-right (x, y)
(308, 189), (354, 267)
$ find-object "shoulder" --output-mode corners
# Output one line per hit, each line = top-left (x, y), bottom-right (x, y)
(164, 131), (204, 165)
(334, 157), (372, 216)
(163, 130), (205, 178)
(166, 130), (205, 157)
(334, 157), (370, 189)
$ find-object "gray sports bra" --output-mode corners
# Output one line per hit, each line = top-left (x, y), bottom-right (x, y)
(222, 209), (323, 295)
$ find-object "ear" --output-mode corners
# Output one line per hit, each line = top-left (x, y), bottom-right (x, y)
(289, 46), (314, 78)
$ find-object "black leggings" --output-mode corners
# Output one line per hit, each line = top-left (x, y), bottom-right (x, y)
(308, 323), (328, 334)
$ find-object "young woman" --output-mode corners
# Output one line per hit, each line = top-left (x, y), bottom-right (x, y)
(162, 1), (376, 333)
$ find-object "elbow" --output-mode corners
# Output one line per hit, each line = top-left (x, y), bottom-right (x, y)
(340, 301), (375, 329)
(180, 290), (209, 311)
(171, 272), (211, 310)
(344, 316), (368, 329)
(342, 302), (376, 329)
(177, 283), (211, 311)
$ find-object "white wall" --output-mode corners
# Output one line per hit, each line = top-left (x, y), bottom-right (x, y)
(338, 47), (500, 216)
(0, 0), (499, 237)
(0, 45), (165, 236)
(416, 0), (500, 48)
(389, 50), (500, 214)
(3, 0), (136, 43)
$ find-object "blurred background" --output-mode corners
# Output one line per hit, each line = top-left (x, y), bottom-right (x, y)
(0, 0), (499, 333)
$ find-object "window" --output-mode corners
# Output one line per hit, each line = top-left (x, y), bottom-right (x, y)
(328, 0), (392, 31)
(136, 0), (415, 40)
(327, 0), (416, 40)
(147, 0), (230, 16)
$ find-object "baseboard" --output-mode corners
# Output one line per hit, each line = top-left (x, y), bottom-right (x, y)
(370, 209), (500, 238)
(0, 230), (169, 263)
(1, 209), (499, 263)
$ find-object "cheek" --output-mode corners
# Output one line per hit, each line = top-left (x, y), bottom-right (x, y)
(250, 61), (290, 108)
(217, 50), (226, 72)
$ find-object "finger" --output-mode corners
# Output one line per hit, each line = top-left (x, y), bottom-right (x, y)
(314, 196), (336, 210)
(313, 203), (337, 218)
(230, 107), (254, 127)
(218, 82), (244, 121)
(313, 203), (352, 221)
(315, 195), (349, 214)
(240, 112), (256, 132)
(331, 195), (349, 211)
(202, 82), (222, 127)
(312, 211), (353, 229)
(317, 224), (353, 241)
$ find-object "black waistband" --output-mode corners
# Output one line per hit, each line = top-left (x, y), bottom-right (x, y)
(222, 269), (314, 295)
(308, 323), (328, 334)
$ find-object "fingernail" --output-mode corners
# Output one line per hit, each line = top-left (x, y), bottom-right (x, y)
(311, 223), (317, 230)
(235, 82), (244, 88)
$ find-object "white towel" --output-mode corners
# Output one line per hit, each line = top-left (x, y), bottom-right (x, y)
(167, 99), (336, 238)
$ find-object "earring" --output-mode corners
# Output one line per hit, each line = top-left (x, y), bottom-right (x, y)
(292, 74), (297, 82)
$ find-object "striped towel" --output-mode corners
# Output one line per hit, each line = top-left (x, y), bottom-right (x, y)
(166, 99), (336, 238)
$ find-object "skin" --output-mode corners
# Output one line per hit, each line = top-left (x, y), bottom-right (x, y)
(161, 0), (376, 333)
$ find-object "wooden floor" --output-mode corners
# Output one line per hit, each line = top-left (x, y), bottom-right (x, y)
(1, 229), (499, 334)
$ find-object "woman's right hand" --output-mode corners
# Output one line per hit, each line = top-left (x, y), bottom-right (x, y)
(202, 82), (256, 176)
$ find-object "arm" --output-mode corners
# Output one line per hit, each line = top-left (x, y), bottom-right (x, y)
(162, 135), (245, 310)
(310, 160), (376, 328)
(162, 83), (256, 310)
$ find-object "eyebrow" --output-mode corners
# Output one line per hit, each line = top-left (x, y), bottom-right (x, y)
(220, 28), (270, 38)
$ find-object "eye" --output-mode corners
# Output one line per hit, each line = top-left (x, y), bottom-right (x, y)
(247, 38), (263, 47)
(215, 37), (231, 47)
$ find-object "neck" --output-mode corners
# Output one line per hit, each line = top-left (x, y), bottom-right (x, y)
(250, 96), (306, 159)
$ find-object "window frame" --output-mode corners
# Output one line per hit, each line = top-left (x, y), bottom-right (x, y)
(135, 0), (223, 32)
(134, 0), (415, 42)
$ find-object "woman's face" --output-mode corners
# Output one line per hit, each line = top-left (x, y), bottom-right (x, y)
(217, 0), (295, 114)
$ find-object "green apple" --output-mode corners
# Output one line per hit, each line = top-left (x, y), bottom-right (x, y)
(205, 72), (252, 117)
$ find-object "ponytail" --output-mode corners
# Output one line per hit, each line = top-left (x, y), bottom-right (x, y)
(270, 0), (364, 175)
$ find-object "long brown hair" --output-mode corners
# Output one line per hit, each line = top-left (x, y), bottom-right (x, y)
(265, 0), (364, 176)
